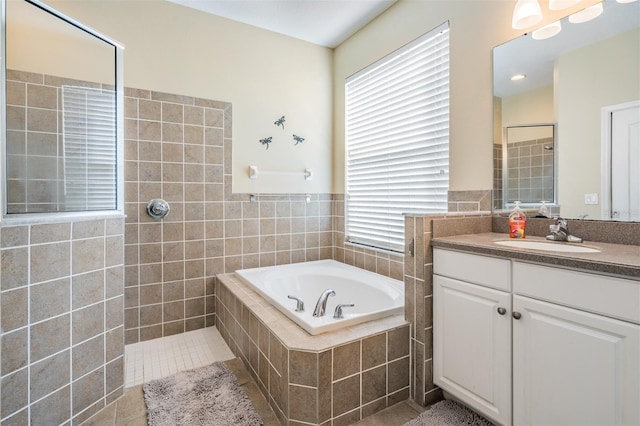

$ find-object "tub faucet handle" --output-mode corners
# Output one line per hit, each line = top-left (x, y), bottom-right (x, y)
(333, 303), (355, 319)
(287, 295), (305, 312)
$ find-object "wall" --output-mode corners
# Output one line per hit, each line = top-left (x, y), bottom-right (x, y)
(556, 28), (640, 219)
(404, 213), (492, 406)
(501, 85), (554, 128)
(0, 218), (125, 424)
(122, 88), (340, 343)
(44, 0), (334, 195)
(332, 0), (600, 195)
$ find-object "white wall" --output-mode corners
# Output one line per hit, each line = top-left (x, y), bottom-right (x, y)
(502, 85), (554, 128)
(556, 28), (640, 219)
(43, 0), (334, 194)
(332, 0), (600, 194)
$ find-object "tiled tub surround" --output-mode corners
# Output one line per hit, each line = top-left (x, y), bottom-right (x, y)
(404, 213), (493, 406)
(215, 272), (411, 425)
(0, 218), (125, 425)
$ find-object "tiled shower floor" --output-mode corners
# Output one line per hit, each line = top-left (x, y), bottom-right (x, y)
(124, 326), (235, 388)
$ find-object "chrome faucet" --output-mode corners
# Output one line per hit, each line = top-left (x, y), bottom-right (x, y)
(546, 218), (583, 243)
(312, 289), (335, 317)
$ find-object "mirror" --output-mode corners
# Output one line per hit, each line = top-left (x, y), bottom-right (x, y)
(3, 0), (123, 215)
(493, 0), (640, 221)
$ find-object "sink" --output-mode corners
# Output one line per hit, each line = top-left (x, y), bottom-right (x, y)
(494, 240), (601, 253)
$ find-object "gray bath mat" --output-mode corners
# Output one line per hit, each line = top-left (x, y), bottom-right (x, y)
(404, 399), (495, 426)
(143, 361), (263, 426)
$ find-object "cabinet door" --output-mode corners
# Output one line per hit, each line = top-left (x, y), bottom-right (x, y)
(513, 295), (640, 426)
(434, 275), (511, 425)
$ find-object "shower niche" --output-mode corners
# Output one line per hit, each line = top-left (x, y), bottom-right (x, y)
(2, 0), (123, 216)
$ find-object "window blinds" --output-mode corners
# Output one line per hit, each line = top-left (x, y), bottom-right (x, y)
(62, 85), (117, 211)
(345, 22), (450, 253)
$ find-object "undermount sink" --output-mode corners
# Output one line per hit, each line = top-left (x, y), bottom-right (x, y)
(494, 240), (601, 253)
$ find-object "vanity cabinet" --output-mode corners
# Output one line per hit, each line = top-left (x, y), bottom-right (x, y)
(433, 249), (512, 425)
(433, 248), (640, 426)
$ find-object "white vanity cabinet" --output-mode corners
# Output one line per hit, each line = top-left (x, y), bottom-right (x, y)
(433, 249), (512, 425)
(512, 262), (640, 426)
(433, 248), (640, 426)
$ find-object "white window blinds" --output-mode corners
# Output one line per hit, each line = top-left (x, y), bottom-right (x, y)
(62, 85), (117, 211)
(345, 22), (450, 253)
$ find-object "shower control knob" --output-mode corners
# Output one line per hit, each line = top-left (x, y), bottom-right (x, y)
(147, 199), (170, 219)
(497, 307), (507, 315)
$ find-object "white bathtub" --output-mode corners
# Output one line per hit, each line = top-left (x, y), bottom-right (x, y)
(235, 259), (404, 335)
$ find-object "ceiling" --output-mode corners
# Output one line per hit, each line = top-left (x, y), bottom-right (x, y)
(168, 0), (397, 48)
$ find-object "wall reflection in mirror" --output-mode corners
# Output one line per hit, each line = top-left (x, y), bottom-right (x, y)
(493, 0), (640, 221)
(3, 0), (121, 215)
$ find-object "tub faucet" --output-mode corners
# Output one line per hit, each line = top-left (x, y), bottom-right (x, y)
(546, 218), (583, 243)
(312, 289), (335, 317)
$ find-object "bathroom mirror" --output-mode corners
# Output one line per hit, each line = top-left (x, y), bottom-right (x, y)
(2, 0), (123, 215)
(493, 0), (640, 221)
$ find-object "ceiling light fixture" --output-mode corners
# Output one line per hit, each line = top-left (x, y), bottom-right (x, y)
(568, 2), (604, 23)
(512, 0), (543, 29)
(511, 74), (527, 81)
(532, 20), (562, 39)
(616, 0), (638, 3)
(548, 0), (579, 10)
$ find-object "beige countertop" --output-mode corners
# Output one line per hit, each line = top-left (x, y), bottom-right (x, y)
(431, 233), (640, 281)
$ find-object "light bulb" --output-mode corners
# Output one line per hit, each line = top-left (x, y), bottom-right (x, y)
(512, 0), (543, 29)
(532, 21), (562, 40)
(568, 3), (604, 23)
(548, 0), (579, 10)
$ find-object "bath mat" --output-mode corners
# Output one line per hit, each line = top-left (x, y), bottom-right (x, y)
(404, 399), (495, 426)
(143, 361), (263, 426)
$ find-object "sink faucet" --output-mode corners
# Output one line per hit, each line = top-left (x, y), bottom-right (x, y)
(312, 289), (335, 317)
(546, 218), (583, 243)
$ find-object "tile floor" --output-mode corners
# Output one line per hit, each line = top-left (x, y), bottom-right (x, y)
(124, 327), (235, 387)
(83, 326), (427, 425)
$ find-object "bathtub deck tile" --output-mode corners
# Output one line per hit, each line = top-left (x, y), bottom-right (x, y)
(216, 272), (413, 426)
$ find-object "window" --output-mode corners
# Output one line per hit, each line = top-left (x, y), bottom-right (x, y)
(345, 22), (450, 253)
(62, 85), (117, 211)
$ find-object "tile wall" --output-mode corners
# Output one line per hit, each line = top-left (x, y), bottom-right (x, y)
(404, 213), (493, 406)
(122, 90), (406, 345)
(5, 70), (114, 214)
(493, 143), (504, 210)
(0, 217), (125, 425)
(506, 137), (554, 203)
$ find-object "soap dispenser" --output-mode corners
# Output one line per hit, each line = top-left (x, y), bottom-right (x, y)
(509, 201), (526, 239)
(535, 201), (549, 218)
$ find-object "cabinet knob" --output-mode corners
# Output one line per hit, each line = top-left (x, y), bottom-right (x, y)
(512, 312), (522, 320)
(497, 307), (507, 315)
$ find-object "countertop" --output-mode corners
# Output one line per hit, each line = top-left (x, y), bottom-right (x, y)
(431, 233), (640, 281)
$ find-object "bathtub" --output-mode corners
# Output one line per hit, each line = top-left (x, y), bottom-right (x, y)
(235, 259), (404, 335)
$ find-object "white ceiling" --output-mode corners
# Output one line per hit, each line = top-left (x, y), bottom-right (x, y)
(168, 0), (397, 48)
